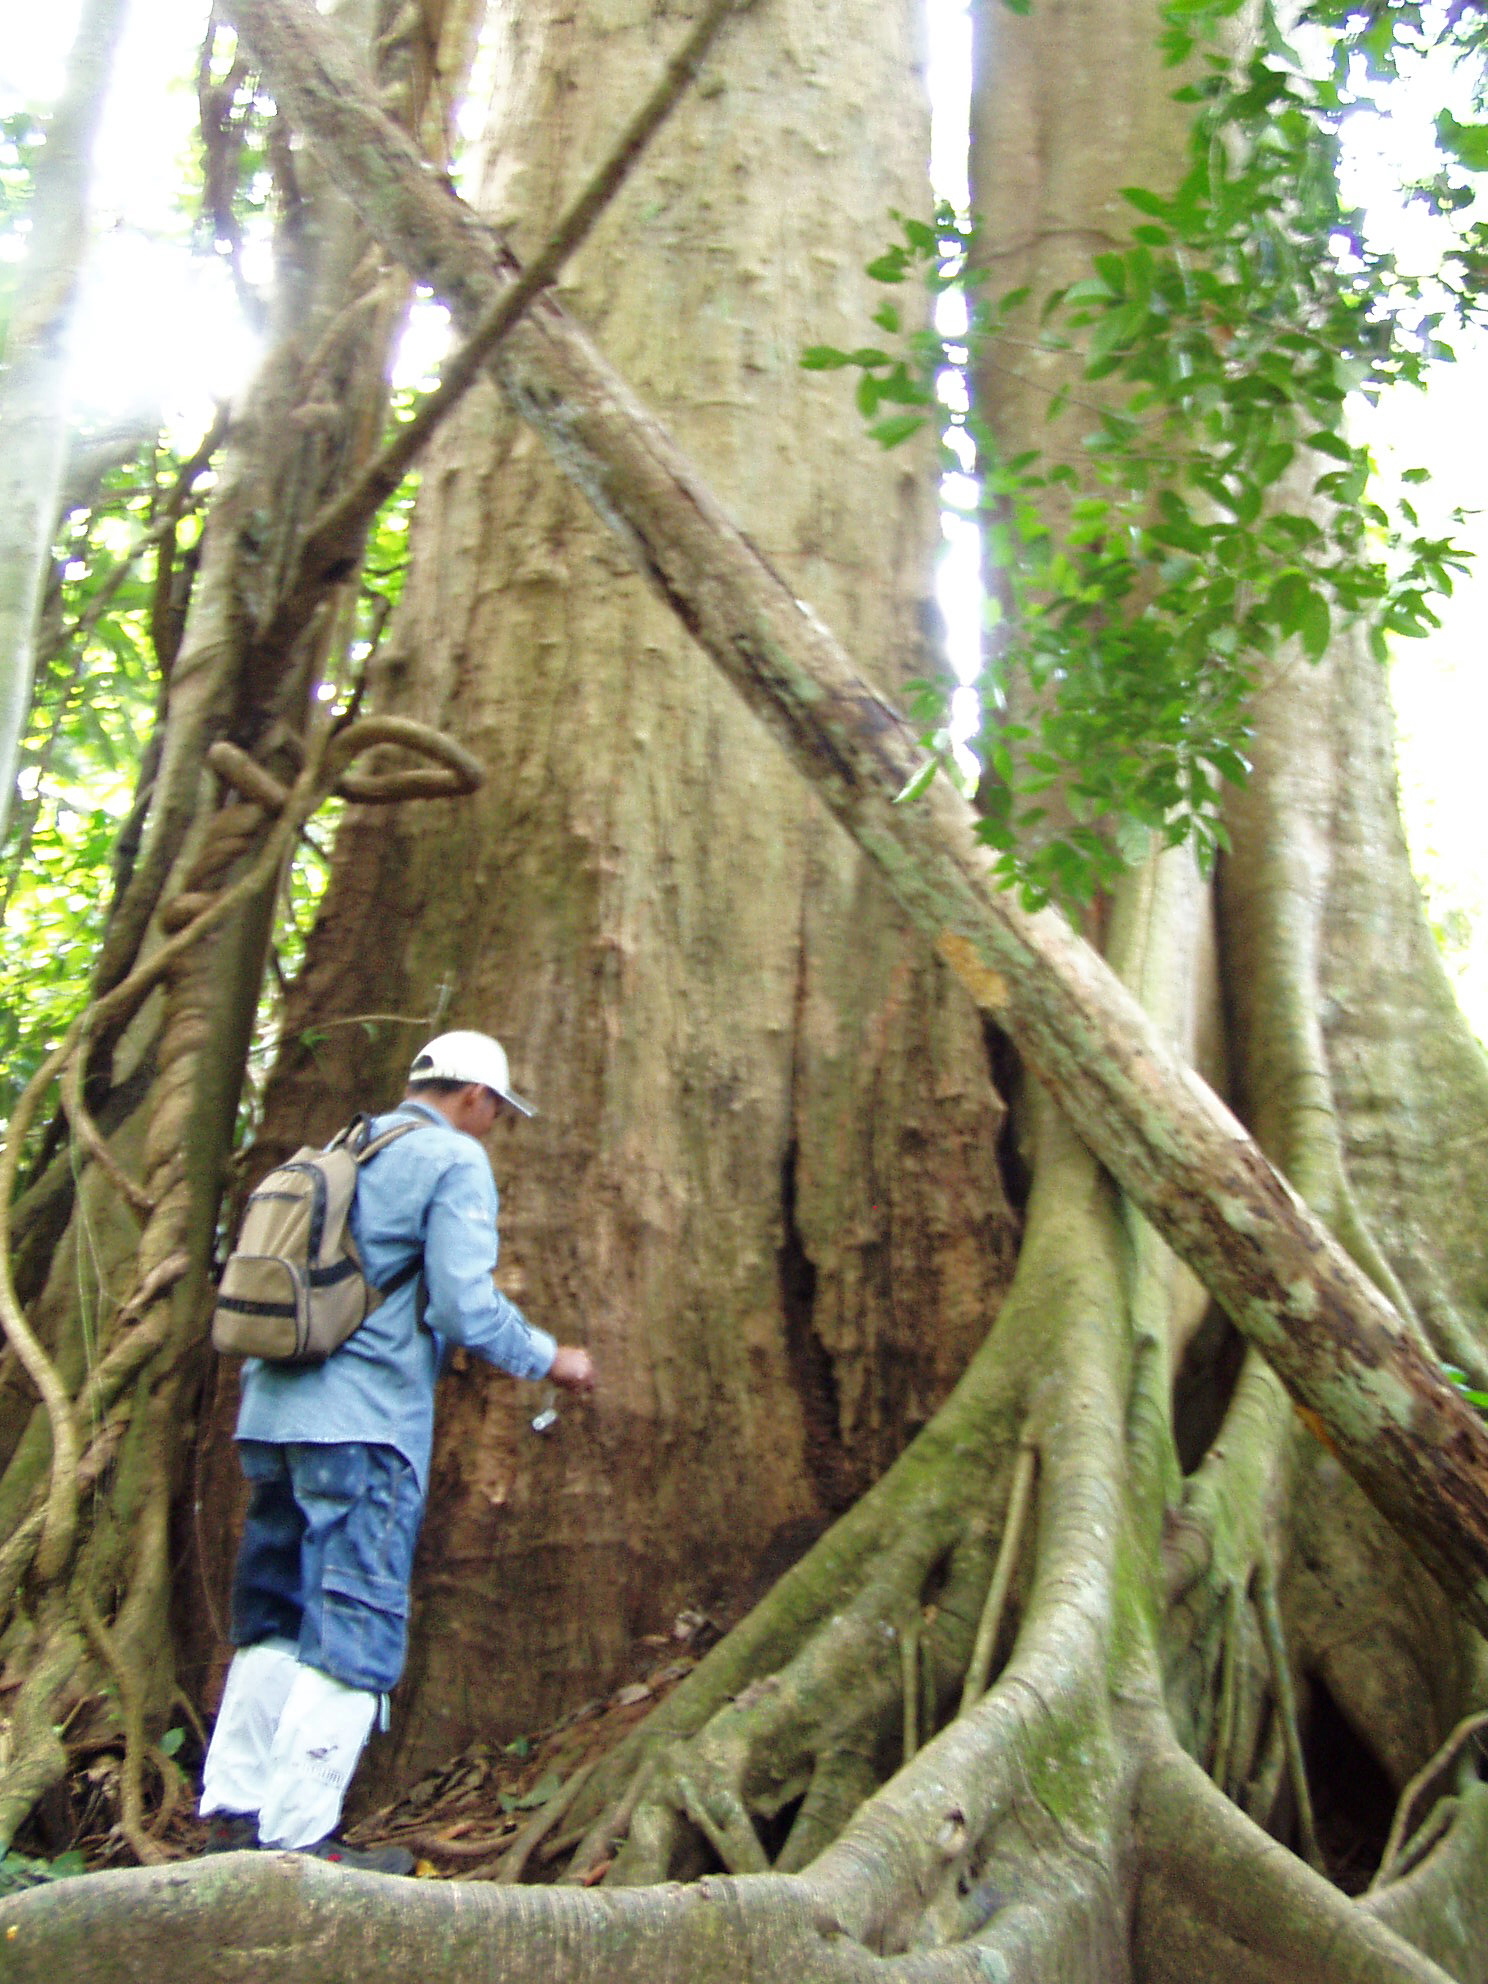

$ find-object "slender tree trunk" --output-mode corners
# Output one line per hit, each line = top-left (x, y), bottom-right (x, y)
(0, 0), (130, 838)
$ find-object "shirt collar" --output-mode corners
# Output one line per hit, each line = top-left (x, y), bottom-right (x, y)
(393, 1098), (448, 1127)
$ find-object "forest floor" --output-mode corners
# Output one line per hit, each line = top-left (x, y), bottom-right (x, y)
(0, 1606), (721, 1892)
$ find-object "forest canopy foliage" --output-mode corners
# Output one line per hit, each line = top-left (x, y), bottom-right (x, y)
(0, 429), (418, 1131)
(0, 9), (436, 1134)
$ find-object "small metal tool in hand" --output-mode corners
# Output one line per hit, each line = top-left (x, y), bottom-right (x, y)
(530, 1383), (558, 1434)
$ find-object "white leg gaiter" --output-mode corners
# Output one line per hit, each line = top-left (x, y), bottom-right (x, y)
(256, 1663), (378, 1850)
(199, 1638), (300, 1818)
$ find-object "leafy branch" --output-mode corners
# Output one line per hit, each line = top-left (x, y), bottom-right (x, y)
(803, 1), (1478, 909)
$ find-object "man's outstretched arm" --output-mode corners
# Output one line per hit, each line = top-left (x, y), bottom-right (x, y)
(424, 1159), (592, 1389)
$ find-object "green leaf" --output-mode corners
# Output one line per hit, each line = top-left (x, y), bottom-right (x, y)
(1230, 477), (1262, 526)
(1445, 1367), (1488, 1415)
(0, 1847), (87, 1894)
(1267, 571), (1311, 637)
(869, 412), (926, 449)
(1303, 429), (1355, 464)
(1298, 588), (1331, 660)
(893, 757), (940, 805)
(984, 523), (1014, 569)
(160, 1726), (186, 1758)
(1209, 744), (1251, 787)
(1119, 185), (1171, 219)
(873, 361), (929, 407)
(800, 345), (851, 370)
(1085, 299), (1147, 371)
(1115, 816), (1152, 868)
(1092, 252), (1127, 295)
(516, 1771), (564, 1810)
(865, 251), (908, 284)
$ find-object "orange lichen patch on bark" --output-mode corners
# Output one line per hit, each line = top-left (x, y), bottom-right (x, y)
(1294, 1403), (1339, 1457)
(935, 931), (1011, 1016)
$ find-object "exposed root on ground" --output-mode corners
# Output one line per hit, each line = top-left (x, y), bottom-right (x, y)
(1135, 1744), (1459, 1984)
(5, 794), (1488, 1980)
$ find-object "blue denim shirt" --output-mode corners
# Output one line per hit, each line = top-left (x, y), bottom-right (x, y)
(235, 1100), (556, 1488)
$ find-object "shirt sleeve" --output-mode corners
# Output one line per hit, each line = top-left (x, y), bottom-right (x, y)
(421, 1154), (556, 1380)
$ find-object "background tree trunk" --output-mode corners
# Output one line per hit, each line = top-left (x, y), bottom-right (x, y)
(189, 0), (1021, 1795)
(0, 0), (130, 836)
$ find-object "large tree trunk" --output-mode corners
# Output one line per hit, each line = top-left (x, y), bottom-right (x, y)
(186, 0), (1020, 1793)
(15, 663), (1485, 1979)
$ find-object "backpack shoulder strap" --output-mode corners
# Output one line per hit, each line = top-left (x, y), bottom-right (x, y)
(326, 1114), (373, 1155)
(356, 1115), (434, 1303)
(379, 1254), (424, 1297)
(356, 1117), (430, 1164)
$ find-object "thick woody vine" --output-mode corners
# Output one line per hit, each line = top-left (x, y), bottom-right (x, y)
(0, 713), (480, 1860)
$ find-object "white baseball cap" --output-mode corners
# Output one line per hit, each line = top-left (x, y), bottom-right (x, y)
(409, 1031), (536, 1117)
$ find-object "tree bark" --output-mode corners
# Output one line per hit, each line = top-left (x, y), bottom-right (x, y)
(225, 0), (1488, 1634)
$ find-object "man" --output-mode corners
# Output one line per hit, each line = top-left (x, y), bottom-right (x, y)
(198, 1031), (595, 1869)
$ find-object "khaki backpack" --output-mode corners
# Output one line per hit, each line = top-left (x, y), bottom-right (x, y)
(212, 1116), (426, 1364)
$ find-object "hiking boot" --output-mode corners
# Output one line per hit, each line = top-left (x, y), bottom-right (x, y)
(201, 1812), (259, 1853)
(295, 1836), (415, 1875)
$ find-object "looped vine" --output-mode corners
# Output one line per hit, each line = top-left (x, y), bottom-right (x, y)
(0, 711), (482, 1593)
(0, 705), (484, 1851)
(208, 714), (483, 814)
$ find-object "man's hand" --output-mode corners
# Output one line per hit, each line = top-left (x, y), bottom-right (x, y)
(549, 1345), (595, 1394)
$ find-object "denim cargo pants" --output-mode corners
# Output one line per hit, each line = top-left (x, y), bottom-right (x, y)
(231, 1440), (425, 1693)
